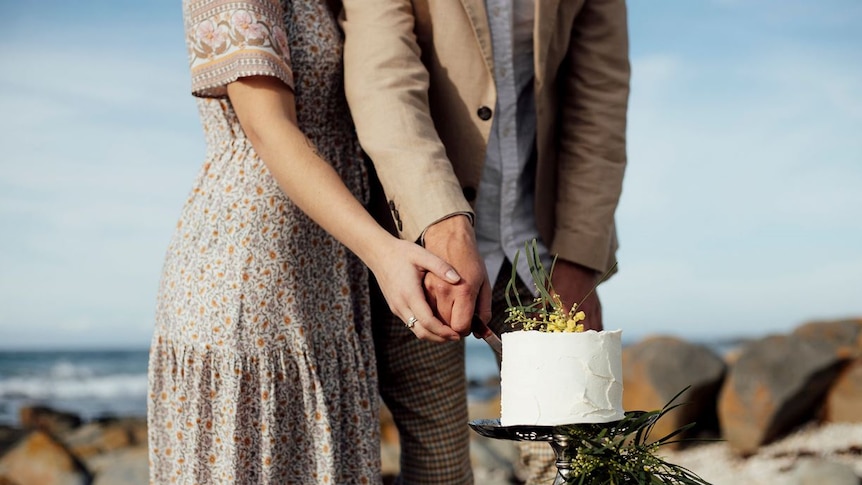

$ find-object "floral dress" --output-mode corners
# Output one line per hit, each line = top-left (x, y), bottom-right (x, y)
(147, 0), (379, 483)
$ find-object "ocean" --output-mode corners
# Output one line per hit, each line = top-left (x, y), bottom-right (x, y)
(0, 342), (502, 426)
(0, 339), (744, 426)
(0, 349), (150, 426)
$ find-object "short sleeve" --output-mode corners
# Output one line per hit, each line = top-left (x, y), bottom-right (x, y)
(184, 0), (295, 98)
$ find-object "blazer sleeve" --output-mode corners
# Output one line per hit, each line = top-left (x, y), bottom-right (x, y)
(340, 0), (473, 242)
(551, 0), (631, 273)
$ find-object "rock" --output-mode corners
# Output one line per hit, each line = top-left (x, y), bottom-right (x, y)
(718, 334), (844, 454)
(622, 336), (726, 446)
(786, 458), (859, 485)
(793, 319), (862, 359)
(89, 446), (149, 485)
(823, 357), (862, 423)
(92, 416), (147, 442)
(0, 431), (91, 485)
(0, 427), (27, 455)
(380, 441), (401, 479)
(470, 438), (520, 485)
(62, 418), (142, 459)
(468, 396), (502, 423)
(19, 406), (81, 435)
(124, 418), (148, 447)
(379, 404), (399, 446)
(379, 404), (400, 477)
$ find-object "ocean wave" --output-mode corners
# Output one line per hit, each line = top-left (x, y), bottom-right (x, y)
(0, 372), (148, 400)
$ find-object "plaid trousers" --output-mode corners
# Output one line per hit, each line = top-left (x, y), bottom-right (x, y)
(371, 260), (556, 484)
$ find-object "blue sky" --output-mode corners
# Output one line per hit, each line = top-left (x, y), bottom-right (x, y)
(0, 0), (860, 349)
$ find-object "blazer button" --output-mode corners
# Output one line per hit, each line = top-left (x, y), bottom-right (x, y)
(477, 106), (493, 121)
(462, 186), (477, 202)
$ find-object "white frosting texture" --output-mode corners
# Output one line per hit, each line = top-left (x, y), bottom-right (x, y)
(500, 329), (624, 426)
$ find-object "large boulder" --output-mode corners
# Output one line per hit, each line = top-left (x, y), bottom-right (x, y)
(18, 406), (81, 436)
(0, 431), (91, 485)
(622, 336), (726, 445)
(718, 334), (844, 454)
(62, 417), (146, 459)
(793, 319), (862, 359)
(468, 397), (519, 483)
(823, 357), (862, 423)
(0, 427), (26, 455)
(379, 404), (400, 478)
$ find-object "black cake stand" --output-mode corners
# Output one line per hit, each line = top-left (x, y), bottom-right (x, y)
(469, 419), (583, 485)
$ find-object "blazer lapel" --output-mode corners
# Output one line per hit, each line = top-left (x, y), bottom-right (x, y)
(459, 0), (495, 74)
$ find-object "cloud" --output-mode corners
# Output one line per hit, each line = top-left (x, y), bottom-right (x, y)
(607, 29), (862, 339)
(0, 42), (191, 117)
(0, 38), (203, 349)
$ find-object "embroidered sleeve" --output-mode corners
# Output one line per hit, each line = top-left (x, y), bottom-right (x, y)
(184, 0), (294, 98)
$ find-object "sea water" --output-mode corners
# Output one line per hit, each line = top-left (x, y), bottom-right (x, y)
(0, 339), (742, 425)
(0, 349), (150, 425)
(0, 344), (503, 426)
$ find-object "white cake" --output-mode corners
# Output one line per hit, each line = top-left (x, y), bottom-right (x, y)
(500, 329), (625, 426)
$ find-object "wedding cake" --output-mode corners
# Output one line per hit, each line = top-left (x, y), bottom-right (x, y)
(500, 329), (625, 426)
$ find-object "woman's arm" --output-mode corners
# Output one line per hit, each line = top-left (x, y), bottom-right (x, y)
(227, 76), (460, 342)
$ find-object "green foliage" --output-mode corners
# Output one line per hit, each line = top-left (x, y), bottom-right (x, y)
(558, 388), (714, 484)
(503, 239), (616, 332)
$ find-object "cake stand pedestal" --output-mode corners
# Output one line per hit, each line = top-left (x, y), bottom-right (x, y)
(469, 419), (582, 485)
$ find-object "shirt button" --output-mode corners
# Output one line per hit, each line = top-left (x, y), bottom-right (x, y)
(462, 186), (477, 202)
(477, 106), (493, 121)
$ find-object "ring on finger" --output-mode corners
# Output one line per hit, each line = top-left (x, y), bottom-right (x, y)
(405, 316), (419, 329)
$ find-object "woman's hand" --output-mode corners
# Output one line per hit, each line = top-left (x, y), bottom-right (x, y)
(366, 238), (463, 342)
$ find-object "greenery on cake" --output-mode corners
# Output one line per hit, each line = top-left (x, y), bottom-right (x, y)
(504, 239), (614, 333)
(557, 388), (712, 484)
(503, 240), (713, 484)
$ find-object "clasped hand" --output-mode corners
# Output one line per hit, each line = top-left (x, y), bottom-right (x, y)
(421, 215), (492, 339)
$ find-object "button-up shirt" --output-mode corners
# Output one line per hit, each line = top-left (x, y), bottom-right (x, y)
(475, 0), (552, 289)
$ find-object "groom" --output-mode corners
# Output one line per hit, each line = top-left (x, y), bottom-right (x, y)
(342, 0), (630, 482)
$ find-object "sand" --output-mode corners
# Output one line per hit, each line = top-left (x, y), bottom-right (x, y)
(659, 422), (862, 484)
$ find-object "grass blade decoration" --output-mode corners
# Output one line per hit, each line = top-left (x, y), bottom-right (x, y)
(503, 240), (592, 333)
(555, 387), (714, 484)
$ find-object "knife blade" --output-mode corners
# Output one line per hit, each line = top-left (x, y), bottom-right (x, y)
(471, 316), (503, 355)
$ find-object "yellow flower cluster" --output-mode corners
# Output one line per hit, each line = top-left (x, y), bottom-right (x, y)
(505, 292), (586, 333)
(553, 312), (586, 333)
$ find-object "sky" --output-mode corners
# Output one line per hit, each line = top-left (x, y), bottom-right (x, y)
(0, 0), (859, 350)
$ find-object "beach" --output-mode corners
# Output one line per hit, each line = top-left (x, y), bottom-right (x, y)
(3, 339), (862, 483)
(466, 400), (862, 484)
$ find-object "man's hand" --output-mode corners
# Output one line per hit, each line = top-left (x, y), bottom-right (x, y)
(422, 215), (491, 336)
(550, 259), (603, 331)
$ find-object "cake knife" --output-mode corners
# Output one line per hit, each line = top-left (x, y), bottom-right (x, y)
(471, 316), (503, 355)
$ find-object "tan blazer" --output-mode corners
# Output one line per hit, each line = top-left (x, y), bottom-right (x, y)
(342, 0), (629, 273)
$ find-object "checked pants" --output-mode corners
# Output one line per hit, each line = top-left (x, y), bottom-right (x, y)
(370, 259), (556, 484)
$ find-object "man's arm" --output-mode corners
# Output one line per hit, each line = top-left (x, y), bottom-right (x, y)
(552, 0), (630, 269)
(341, 0), (471, 241)
(340, 1), (490, 335)
(551, 0), (630, 327)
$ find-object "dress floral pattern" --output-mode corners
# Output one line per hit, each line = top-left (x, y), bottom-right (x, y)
(148, 0), (378, 483)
